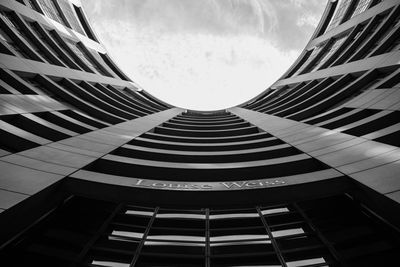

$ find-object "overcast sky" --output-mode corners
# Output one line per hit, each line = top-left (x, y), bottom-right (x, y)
(83, 0), (326, 110)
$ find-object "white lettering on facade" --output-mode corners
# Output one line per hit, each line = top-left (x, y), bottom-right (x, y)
(220, 181), (247, 189)
(132, 178), (286, 191)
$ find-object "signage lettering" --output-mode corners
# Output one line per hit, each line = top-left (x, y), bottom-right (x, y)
(133, 178), (287, 191)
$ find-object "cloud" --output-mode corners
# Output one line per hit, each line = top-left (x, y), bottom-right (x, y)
(84, 0), (325, 51)
(82, 0), (325, 110)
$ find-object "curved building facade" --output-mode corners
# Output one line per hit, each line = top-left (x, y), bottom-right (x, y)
(0, 0), (400, 266)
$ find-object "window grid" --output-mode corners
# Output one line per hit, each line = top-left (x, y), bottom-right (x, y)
(65, 39), (99, 72)
(85, 203), (338, 266)
(65, 39), (111, 76)
(130, 207), (159, 266)
(0, 27), (30, 58)
(56, 0), (85, 35)
(36, 0), (67, 26)
(47, 30), (90, 72)
(368, 13), (400, 56)
(292, 203), (344, 266)
(293, 43), (326, 76)
(326, 0), (353, 32)
(0, 12), (45, 60)
(334, 14), (385, 66)
(0, 12), (55, 63)
(28, 21), (67, 65)
(351, 8), (400, 61)
(74, 203), (125, 265)
(2, 195), (400, 266)
(313, 34), (348, 71)
(205, 208), (210, 267)
(25, 0), (43, 13)
(328, 23), (365, 66)
(350, 0), (374, 19)
(256, 207), (287, 266)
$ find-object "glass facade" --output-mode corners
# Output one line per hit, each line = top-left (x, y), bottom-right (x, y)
(326, 0), (353, 32)
(56, 0), (85, 35)
(1, 194), (399, 266)
(1, 1), (400, 266)
(37, 0), (67, 26)
(350, 0), (375, 19)
(311, 34), (348, 71)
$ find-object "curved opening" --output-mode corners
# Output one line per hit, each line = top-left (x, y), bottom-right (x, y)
(82, 1), (326, 111)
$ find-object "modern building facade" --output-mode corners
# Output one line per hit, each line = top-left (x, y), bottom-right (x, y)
(0, 0), (400, 266)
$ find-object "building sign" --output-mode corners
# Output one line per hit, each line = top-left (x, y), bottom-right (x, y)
(132, 178), (287, 191)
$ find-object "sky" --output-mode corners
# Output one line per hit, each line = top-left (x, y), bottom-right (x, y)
(82, 0), (326, 111)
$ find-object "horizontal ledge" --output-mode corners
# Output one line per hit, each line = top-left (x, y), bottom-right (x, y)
(101, 153), (311, 169)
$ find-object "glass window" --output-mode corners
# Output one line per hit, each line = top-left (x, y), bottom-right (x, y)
(312, 34), (348, 71)
(209, 212), (259, 219)
(125, 210), (154, 217)
(156, 213), (205, 219)
(272, 228), (305, 238)
(261, 207), (289, 215)
(210, 239), (272, 247)
(211, 234), (268, 242)
(91, 260), (130, 267)
(111, 230), (144, 239)
(351, 0), (374, 19)
(147, 234), (205, 242)
(286, 257), (326, 267)
(37, 0), (67, 26)
(326, 0), (353, 31)
(57, 0), (85, 34)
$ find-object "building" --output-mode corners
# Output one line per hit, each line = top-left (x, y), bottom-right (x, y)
(0, 0), (400, 266)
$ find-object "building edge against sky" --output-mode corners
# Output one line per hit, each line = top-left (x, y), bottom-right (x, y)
(0, 0), (400, 266)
